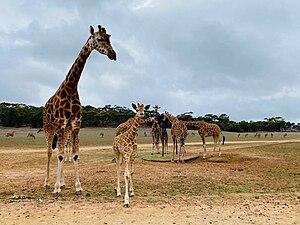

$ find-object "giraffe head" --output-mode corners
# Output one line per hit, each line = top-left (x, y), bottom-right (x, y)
(88, 25), (116, 60)
(132, 103), (150, 118)
(153, 105), (160, 113)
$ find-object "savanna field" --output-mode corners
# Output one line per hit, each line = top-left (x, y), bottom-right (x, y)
(0, 127), (299, 225)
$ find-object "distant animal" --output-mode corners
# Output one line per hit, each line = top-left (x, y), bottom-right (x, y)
(237, 133), (240, 138)
(283, 133), (287, 138)
(271, 133), (273, 138)
(143, 131), (147, 137)
(27, 133), (36, 139)
(100, 132), (104, 138)
(191, 132), (195, 136)
(264, 133), (268, 138)
(37, 128), (43, 133)
(5, 131), (15, 137)
(245, 133), (248, 137)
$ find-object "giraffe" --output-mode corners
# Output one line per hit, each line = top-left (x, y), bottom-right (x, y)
(43, 25), (116, 196)
(151, 120), (161, 154)
(157, 113), (169, 157)
(113, 103), (150, 207)
(184, 120), (225, 159)
(5, 131), (15, 137)
(163, 112), (187, 162)
(115, 117), (152, 136)
(151, 105), (161, 154)
(27, 133), (36, 139)
(113, 116), (152, 163)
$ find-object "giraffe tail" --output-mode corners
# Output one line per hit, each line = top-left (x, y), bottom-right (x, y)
(222, 134), (225, 145)
(52, 134), (58, 150)
(180, 136), (185, 146)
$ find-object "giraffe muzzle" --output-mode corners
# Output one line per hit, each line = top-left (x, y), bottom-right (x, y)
(108, 50), (117, 60)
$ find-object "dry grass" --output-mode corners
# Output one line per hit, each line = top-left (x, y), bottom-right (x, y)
(0, 127), (299, 206)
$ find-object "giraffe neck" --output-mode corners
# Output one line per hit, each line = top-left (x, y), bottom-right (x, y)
(127, 116), (141, 139)
(185, 120), (205, 128)
(59, 41), (92, 93)
(167, 115), (178, 124)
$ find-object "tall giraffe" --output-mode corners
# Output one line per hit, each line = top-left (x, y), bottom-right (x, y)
(113, 103), (150, 207)
(164, 112), (187, 162)
(184, 121), (225, 159)
(43, 25), (116, 196)
(151, 105), (161, 154)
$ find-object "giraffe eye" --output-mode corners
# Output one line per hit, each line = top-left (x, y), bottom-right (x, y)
(97, 38), (105, 42)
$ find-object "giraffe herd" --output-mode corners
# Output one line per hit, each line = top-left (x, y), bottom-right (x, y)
(28, 24), (291, 207)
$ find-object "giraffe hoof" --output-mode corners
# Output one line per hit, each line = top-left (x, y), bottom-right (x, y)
(52, 192), (61, 198)
(76, 190), (83, 196)
(123, 203), (130, 208)
(44, 184), (50, 190)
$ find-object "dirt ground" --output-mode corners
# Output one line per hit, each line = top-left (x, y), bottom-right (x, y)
(0, 138), (299, 225)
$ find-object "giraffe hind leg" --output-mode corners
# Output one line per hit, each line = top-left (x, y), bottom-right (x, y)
(72, 130), (83, 195)
(124, 159), (130, 207)
(44, 130), (55, 189)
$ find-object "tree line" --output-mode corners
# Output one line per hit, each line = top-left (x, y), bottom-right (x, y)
(0, 102), (299, 132)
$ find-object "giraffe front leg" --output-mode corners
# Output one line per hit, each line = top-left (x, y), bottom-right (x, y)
(171, 136), (176, 162)
(115, 158), (121, 197)
(201, 136), (207, 159)
(44, 130), (54, 189)
(180, 143), (185, 163)
(53, 130), (65, 196)
(72, 130), (83, 195)
(218, 138), (222, 157)
(60, 160), (66, 188)
(151, 136), (155, 155)
(124, 160), (130, 207)
(129, 146), (137, 197)
(53, 154), (64, 196)
(44, 146), (52, 189)
(114, 147), (121, 197)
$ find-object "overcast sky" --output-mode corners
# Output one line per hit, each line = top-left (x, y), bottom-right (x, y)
(1, 0), (300, 122)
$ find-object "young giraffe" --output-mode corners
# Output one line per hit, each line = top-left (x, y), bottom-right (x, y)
(43, 25), (116, 196)
(164, 112), (187, 162)
(184, 121), (225, 159)
(113, 116), (152, 163)
(113, 103), (150, 207)
(151, 105), (161, 154)
(115, 117), (152, 136)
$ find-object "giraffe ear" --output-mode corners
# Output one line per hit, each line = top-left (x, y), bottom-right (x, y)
(132, 103), (137, 111)
(145, 105), (150, 111)
(90, 25), (94, 35)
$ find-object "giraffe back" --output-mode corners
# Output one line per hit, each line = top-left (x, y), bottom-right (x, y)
(185, 121), (221, 138)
